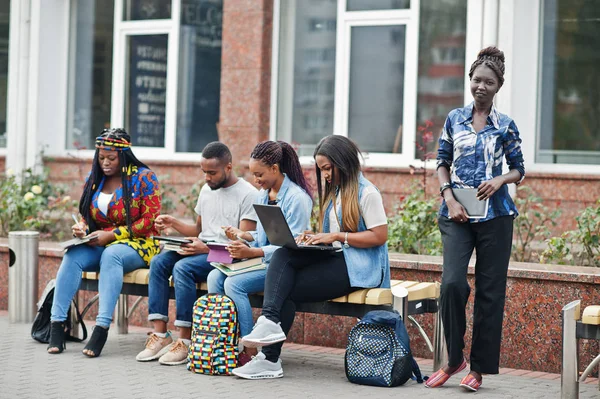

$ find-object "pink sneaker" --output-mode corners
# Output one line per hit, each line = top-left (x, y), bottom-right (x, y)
(459, 373), (482, 391)
(425, 358), (467, 388)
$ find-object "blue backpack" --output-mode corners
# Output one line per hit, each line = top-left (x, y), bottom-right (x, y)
(345, 310), (424, 387)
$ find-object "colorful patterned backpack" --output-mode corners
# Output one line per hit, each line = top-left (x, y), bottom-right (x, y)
(187, 294), (239, 375)
(345, 310), (424, 387)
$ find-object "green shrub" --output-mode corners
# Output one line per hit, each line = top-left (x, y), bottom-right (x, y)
(540, 236), (572, 265)
(179, 181), (204, 220)
(386, 120), (441, 255)
(540, 200), (600, 267)
(0, 167), (78, 240)
(387, 191), (442, 255)
(156, 174), (179, 215)
(512, 185), (561, 262)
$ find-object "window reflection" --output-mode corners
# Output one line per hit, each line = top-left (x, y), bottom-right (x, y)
(416, 0), (467, 159)
(348, 25), (406, 153)
(538, 0), (600, 164)
(347, 0), (410, 11)
(67, 0), (114, 150)
(176, 0), (222, 152)
(277, 0), (337, 157)
(124, 0), (171, 21)
(0, 0), (8, 148)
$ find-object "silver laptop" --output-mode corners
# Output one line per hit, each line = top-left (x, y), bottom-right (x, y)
(452, 188), (489, 219)
(253, 204), (337, 251)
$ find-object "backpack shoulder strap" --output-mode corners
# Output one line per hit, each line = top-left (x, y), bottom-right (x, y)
(411, 356), (425, 383)
(66, 299), (88, 342)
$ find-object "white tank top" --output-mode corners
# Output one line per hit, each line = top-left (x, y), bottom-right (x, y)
(98, 192), (112, 215)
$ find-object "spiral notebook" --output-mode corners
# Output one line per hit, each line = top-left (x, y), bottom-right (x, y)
(451, 188), (489, 219)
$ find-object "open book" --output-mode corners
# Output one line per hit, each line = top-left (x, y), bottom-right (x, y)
(59, 235), (98, 250)
(210, 257), (265, 276)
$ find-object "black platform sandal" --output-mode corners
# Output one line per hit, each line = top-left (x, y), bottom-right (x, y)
(82, 326), (109, 357)
(47, 321), (66, 354)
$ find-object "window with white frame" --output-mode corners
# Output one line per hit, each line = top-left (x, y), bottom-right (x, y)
(273, 0), (467, 164)
(0, 0), (9, 149)
(538, 0), (600, 165)
(66, 0), (222, 153)
(66, 0), (114, 150)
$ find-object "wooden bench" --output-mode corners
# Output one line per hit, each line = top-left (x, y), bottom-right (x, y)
(77, 269), (447, 370)
(561, 301), (600, 398)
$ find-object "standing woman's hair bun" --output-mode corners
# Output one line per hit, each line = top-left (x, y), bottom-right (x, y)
(469, 46), (506, 87)
(477, 46), (505, 63)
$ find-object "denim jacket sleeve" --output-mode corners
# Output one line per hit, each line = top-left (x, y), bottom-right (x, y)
(260, 191), (312, 263)
(503, 119), (526, 184)
(436, 115), (454, 170)
(249, 230), (259, 243)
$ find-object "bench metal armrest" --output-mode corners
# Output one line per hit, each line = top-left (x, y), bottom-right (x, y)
(561, 300), (581, 399)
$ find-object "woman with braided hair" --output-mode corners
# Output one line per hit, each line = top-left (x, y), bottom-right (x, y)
(47, 128), (161, 357)
(231, 135), (390, 379)
(207, 140), (312, 366)
(425, 47), (525, 391)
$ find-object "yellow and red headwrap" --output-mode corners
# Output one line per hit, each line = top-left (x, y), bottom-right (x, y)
(95, 136), (131, 151)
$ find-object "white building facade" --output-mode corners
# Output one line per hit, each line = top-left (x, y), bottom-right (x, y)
(0, 0), (599, 179)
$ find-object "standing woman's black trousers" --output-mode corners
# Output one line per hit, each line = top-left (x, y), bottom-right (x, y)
(438, 215), (513, 374)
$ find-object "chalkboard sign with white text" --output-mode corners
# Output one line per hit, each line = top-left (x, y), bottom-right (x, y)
(128, 34), (168, 147)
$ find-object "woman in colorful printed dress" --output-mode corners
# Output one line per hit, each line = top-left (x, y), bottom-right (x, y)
(47, 128), (161, 357)
(425, 47), (525, 392)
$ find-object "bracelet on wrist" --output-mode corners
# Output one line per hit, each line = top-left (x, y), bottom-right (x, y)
(439, 182), (452, 197)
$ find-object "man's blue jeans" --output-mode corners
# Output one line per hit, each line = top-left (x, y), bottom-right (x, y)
(148, 250), (213, 328)
(207, 268), (266, 336)
(50, 244), (146, 328)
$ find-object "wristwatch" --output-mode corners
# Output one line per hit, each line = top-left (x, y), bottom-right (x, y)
(439, 182), (452, 197)
(343, 232), (350, 249)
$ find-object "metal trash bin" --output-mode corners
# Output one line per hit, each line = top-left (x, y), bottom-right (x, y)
(8, 231), (39, 323)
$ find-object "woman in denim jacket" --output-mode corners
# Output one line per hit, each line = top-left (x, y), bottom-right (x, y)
(232, 135), (390, 379)
(207, 140), (312, 366)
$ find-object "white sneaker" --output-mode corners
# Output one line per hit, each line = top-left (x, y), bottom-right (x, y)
(241, 316), (286, 348)
(232, 352), (283, 379)
(136, 332), (173, 361)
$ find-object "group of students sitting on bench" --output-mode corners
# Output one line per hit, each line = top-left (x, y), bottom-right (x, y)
(44, 47), (525, 391)
(45, 129), (390, 380)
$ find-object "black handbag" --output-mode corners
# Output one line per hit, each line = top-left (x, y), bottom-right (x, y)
(31, 280), (88, 343)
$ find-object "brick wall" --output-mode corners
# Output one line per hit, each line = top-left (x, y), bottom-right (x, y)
(29, 155), (600, 236)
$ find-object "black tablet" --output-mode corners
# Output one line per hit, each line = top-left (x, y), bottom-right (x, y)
(151, 236), (193, 244)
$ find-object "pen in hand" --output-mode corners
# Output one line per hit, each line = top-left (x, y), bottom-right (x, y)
(72, 214), (86, 238)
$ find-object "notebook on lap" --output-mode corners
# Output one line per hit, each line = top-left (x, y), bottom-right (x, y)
(206, 242), (235, 264)
(253, 204), (337, 251)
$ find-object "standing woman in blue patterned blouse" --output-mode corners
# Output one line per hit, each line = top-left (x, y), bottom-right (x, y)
(425, 47), (525, 392)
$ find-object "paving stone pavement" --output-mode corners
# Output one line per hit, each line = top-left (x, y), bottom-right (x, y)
(1, 316), (598, 399)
